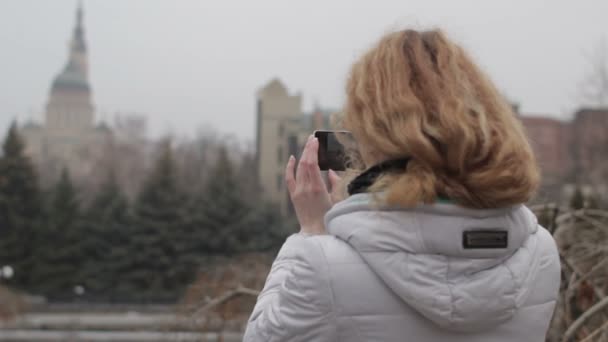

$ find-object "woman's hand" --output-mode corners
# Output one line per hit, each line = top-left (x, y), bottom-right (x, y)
(285, 135), (341, 235)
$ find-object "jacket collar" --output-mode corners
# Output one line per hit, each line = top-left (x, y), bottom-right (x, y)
(325, 193), (537, 259)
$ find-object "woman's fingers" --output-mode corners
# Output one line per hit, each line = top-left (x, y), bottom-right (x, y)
(308, 138), (326, 189)
(285, 135), (333, 236)
(291, 135), (330, 196)
(328, 169), (342, 189)
(285, 155), (296, 195)
(296, 135), (314, 185)
(328, 169), (343, 204)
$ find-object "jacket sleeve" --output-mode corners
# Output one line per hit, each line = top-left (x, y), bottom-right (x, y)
(243, 233), (336, 342)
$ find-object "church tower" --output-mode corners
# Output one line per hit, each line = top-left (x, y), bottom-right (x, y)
(46, 1), (94, 132)
(22, 1), (110, 184)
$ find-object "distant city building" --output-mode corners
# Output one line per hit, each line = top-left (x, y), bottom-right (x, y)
(256, 85), (608, 209)
(255, 79), (334, 214)
(570, 108), (608, 178)
(518, 108), (608, 184)
(518, 115), (572, 182)
(21, 3), (111, 180)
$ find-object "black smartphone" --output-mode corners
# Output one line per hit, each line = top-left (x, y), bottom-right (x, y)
(314, 130), (354, 171)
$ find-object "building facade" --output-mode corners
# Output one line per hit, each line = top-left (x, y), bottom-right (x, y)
(255, 79), (333, 214)
(519, 108), (608, 186)
(22, 3), (111, 181)
(570, 108), (608, 178)
(518, 115), (572, 182)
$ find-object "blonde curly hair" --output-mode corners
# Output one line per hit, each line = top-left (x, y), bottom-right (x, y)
(342, 29), (539, 209)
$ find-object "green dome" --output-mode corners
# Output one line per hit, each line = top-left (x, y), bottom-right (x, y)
(51, 60), (89, 91)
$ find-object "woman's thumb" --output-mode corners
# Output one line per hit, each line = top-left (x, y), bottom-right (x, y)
(328, 169), (342, 189)
(327, 169), (344, 205)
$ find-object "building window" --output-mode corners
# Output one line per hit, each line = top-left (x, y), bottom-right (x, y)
(277, 174), (282, 191)
(288, 135), (298, 159)
(278, 146), (283, 164)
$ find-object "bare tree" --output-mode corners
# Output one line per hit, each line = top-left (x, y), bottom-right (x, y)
(84, 113), (151, 199)
(580, 37), (608, 108)
(541, 205), (608, 342)
(571, 38), (608, 203)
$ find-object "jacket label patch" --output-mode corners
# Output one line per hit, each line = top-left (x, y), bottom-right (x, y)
(462, 231), (508, 249)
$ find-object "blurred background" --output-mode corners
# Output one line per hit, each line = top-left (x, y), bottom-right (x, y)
(0, 0), (607, 341)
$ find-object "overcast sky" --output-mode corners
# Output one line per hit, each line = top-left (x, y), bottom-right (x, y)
(1, 0), (607, 142)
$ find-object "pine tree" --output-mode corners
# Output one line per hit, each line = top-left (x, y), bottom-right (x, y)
(233, 151), (288, 253)
(126, 141), (188, 301)
(79, 171), (131, 300)
(50, 169), (80, 230)
(34, 169), (84, 299)
(240, 201), (290, 253)
(188, 146), (252, 255)
(188, 146), (287, 256)
(0, 123), (44, 289)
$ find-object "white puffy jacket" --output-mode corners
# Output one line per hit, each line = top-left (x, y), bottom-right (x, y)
(244, 193), (561, 342)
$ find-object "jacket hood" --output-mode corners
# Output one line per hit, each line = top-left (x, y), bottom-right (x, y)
(325, 193), (542, 332)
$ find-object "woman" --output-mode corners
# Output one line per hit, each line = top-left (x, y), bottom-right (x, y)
(244, 29), (560, 342)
